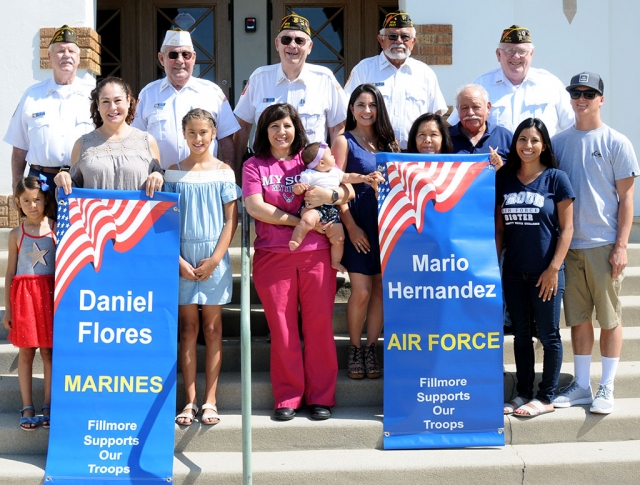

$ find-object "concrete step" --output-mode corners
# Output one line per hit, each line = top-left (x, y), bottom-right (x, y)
(2, 360), (638, 416)
(1, 398), (640, 456)
(503, 326), (640, 364)
(2, 440), (640, 484)
(2, 325), (640, 376)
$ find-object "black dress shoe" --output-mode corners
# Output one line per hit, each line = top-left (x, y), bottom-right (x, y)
(273, 407), (295, 421)
(310, 405), (331, 420)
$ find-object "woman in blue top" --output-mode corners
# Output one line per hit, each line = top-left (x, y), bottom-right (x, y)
(496, 118), (574, 417)
(332, 84), (399, 380)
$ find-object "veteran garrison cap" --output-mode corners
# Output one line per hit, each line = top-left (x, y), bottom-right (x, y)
(500, 25), (531, 44)
(382, 12), (414, 29)
(566, 71), (604, 95)
(279, 13), (311, 36)
(49, 25), (77, 46)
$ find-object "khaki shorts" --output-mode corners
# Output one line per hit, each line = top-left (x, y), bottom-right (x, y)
(563, 244), (624, 329)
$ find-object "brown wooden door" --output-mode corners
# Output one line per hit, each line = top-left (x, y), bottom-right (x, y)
(270, 0), (398, 86)
(97, 0), (232, 98)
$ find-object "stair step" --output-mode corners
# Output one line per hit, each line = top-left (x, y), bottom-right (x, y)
(1, 440), (640, 484)
(1, 361), (637, 415)
(1, 398), (639, 456)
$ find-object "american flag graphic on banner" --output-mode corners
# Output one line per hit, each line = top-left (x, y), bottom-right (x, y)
(54, 195), (176, 312)
(377, 159), (488, 275)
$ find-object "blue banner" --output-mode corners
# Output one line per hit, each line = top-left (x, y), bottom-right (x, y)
(45, 188), (180, 483)
(377, 153), (504, 449)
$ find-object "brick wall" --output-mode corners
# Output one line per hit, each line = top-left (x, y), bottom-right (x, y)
(413, 24), (452, 66)
(39, 27), (101, 76)
(0, 196), (20, 229)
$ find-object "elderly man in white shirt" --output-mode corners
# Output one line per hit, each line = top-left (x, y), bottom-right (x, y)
(233, 13), (348, 170)
(448, 25), (573, 137)
(4, 25), (95, 193)
(344, 11), (447, 150)
(133, 29), (239, 168)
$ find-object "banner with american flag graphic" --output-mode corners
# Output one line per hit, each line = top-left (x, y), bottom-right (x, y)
(377, 153), (504, 450)
(46, 188), (180, 483)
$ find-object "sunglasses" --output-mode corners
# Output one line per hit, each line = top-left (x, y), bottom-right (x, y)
(384, 33), (412, 42)
(167, 51), (194, 60)
(279, 35), (308, 46)
(569, 89), (598, 100)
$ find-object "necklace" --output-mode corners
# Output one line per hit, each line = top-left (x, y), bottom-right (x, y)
(354, 131), (378, 152)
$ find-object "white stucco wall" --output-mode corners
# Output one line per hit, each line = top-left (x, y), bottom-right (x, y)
(404, 0), (640, 211)
(0, 0), (95, 195)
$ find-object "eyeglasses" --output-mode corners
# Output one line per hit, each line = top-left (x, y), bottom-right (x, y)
(167, 51), (194, 60)
(569, 89), (598, 100)
(279, 35), (308, 46)
(383, 33), (413, 42)
(500, 48), (532, 57)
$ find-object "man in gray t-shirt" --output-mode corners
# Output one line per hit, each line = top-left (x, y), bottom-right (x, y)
(551, 72), (639, 415)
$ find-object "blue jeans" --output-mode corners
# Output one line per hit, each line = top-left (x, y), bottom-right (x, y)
(503, 269), (564, 404)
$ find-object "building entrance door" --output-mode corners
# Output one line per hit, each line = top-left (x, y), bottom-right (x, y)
(270, 0), (398, 86)
(97, 0), (232, 98)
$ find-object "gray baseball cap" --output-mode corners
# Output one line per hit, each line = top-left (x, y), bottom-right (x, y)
(566, 72), (604, 95)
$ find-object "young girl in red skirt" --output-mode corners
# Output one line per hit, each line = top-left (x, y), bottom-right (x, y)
(3, 176), (56, 430)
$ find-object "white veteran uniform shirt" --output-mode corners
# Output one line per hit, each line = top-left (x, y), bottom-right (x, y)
(4, 76), (95, 167)
(133, 76), (240, 168)
(448, 67), (574, 137)
(234, 63), (348, 144)
(345, 52), (448, 150)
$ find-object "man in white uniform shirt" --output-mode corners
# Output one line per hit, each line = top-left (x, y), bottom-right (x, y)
(4, 25), (95, 192)
(233, 13), (348, 170)
(134, 29), (239, 168)
(344, 12), (447, 150)
(448, 25), (573, 137)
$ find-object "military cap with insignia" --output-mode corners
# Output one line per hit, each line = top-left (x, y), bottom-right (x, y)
(382, 12), (414, 29)
(500, 25), (531, 44)
(49, 25), (77, 46)
(279, 13), (311, 36)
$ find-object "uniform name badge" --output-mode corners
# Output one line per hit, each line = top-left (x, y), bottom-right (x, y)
(32, 112), (46, 118)
(154, 103), (166, 109)
(374, 82), (384, 87)
(263, 97), (275, 103)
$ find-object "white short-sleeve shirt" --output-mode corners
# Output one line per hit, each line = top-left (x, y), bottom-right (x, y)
(448, 67), (574, 137)
(4, 76), (95, 167)
(234, 63), (348, 144)
(133, 76), (240, 168)
(345, 52), (448, 150)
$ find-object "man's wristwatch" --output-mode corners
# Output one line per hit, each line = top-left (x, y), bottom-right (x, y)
(331, 190), (339, 204)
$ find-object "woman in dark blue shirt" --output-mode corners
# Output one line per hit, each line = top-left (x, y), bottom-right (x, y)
(496, 118), (575, 417)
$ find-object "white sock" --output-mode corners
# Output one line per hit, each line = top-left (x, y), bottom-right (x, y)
(600, 356), (620, 388)
(574, 354), (592, 390)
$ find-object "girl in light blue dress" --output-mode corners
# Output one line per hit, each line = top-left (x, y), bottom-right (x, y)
(164, 109), (240, 426)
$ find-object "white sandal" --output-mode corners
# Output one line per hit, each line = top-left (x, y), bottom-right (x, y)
(175, 403), (198, 426)
(504, 396), (529, 415)
(514, 399), (555, 418)
(201, 403), (220, 425)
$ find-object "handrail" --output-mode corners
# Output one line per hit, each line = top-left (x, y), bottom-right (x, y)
(240, 202), (253, 484)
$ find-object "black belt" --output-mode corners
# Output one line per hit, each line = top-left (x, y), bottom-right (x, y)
(30, 165), (67, 174)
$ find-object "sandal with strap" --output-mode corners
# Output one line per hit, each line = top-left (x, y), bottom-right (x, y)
(364, 343), (381, 379)
(201, 403), (220, 425)
(20, 406), (39, 431)
(347, 345), (365, 379)
(175, 403), (198, 426)
(40, 404), (51, 428)
(504, 396), (529, 415)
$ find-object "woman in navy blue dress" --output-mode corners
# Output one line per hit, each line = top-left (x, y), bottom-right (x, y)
(332, 84), (399, 379)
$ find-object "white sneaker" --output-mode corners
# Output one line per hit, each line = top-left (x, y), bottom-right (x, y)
(590, 384), (614, 414)
(552, 381), (593, 408)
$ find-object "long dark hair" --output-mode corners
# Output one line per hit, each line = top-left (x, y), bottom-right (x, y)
(252, 103), (308, 159)
(505, 118), (557, 173)
(346, 84), (399, 152)
(14, 176), (56, 219)
(90, 76), (137, 128)
(406, 113), (453, 154)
